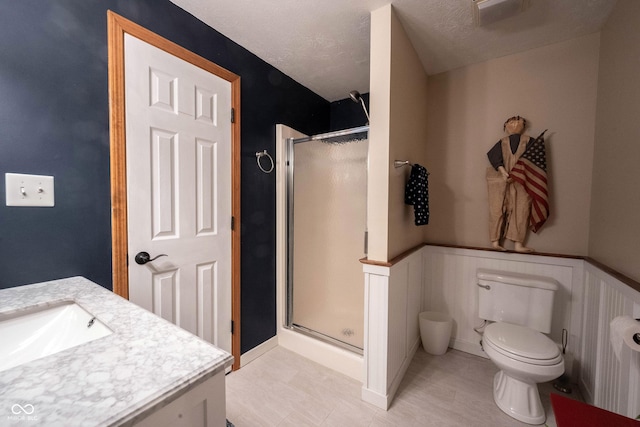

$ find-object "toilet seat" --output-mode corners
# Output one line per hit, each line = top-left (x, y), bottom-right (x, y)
(484, 322), (562, 366)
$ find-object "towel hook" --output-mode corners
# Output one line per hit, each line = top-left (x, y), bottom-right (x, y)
(256, 150), (274, 173)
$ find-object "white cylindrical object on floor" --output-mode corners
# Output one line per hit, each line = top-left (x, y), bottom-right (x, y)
(419, 311), (453, 355)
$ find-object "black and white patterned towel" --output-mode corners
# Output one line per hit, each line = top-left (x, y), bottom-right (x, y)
(404, 164), (429, 226)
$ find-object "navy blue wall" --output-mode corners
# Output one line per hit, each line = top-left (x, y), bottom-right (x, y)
(0, 0), (330, 353)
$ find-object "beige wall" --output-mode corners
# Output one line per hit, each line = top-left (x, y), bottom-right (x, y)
(589, 0), (640, 283)
(424, 33), (600, 255)
(368, 5), (391, 262)
(368, 4), (429, 262)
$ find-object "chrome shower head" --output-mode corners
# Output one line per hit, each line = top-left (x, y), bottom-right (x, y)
(349, 90), (362, 103)
(348, 90), (370, 123)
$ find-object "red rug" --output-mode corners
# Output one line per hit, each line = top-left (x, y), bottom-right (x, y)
(551, 393), (640, 427)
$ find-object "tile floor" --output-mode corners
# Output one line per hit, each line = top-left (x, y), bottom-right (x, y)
(226, 346), (582, 427)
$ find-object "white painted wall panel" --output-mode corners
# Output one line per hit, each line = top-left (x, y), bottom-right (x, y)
(422, 246), (640, 418)
(581, 263), (640, 418)
(422, 246), (580, 360)
(364, 272), (389, 395)
(580, 269), (600, 404)
(629, 321), (640, 419)
(387, 264), (407, 386)
(362, 248), (423, 410)
(406, 255), (423, 354)
(595, 281), (625, 412)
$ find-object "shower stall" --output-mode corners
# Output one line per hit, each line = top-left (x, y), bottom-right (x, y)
(285, 125), (369, 354)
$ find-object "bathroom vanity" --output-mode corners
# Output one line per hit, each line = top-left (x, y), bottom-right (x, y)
(0, 277), (233, 426)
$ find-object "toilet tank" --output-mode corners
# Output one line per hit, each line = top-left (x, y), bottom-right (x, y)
(476, 269), (559, 333)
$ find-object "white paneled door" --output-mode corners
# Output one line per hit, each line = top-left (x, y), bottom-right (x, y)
(124, 34), (232, 354)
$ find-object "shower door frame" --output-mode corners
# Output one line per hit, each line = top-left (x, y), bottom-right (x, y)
(285, 125), (369, 355)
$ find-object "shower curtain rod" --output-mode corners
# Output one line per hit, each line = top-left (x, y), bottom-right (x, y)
(290, 125), (369, 144)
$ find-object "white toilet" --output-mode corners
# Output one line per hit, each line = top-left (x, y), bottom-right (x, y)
(476, 269), (564, 425)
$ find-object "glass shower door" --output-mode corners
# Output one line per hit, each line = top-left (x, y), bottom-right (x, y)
(287, 129), (368, 351)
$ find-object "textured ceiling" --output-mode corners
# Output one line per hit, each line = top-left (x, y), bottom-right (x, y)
(169, 0), (617, 101)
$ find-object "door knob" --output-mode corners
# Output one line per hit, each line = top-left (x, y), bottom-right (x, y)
(134, 251), (168, 265)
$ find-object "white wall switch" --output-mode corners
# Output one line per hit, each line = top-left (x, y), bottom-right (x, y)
(5, 173), (55, 207)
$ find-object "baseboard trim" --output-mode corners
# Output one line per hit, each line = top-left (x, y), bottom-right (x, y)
(361, 386), (389, 409)
(362, 338), (421, 410)
(386, 338), (420, 405)
(451, 338), (488, 359)
(278, 327), (363, 381)
(240, 336), (278, 367)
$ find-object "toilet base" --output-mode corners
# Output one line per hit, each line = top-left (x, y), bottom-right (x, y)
(493, 370), (546, 425)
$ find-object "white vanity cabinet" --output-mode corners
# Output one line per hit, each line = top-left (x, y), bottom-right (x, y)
(135, 373), (226, 427)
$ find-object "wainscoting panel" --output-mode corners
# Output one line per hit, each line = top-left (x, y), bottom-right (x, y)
(387, 262), (408, 386)
(580, 262), (640, 418)
(365, 245), (640, 419)
(580, 269), (600, 405)
(630, 331), (640, 420)
(362, 248), (423, 410)
(421, 246), (583, 378)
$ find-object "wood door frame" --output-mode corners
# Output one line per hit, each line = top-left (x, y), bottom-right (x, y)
(107, 11), (241, 370)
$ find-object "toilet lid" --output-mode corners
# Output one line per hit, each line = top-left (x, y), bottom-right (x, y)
(484, 322), (560, 362)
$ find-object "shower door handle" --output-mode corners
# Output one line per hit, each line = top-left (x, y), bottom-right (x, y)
(364, 231), (368, 256)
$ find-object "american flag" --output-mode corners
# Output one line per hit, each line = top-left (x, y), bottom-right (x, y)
(509, 130), (549, 233)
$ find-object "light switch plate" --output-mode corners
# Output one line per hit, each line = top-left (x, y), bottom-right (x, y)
(5, 173), (55, 207)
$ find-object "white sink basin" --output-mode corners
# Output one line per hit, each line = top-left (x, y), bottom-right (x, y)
(0, 301), (112, 372)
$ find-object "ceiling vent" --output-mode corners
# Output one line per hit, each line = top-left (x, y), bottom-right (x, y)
(472, 0), (530, 26)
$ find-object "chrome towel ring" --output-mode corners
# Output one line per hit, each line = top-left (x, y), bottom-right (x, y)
(256, 150), (274, 173)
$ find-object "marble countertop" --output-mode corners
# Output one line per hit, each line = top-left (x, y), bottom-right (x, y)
(0, 277), (234, 426)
